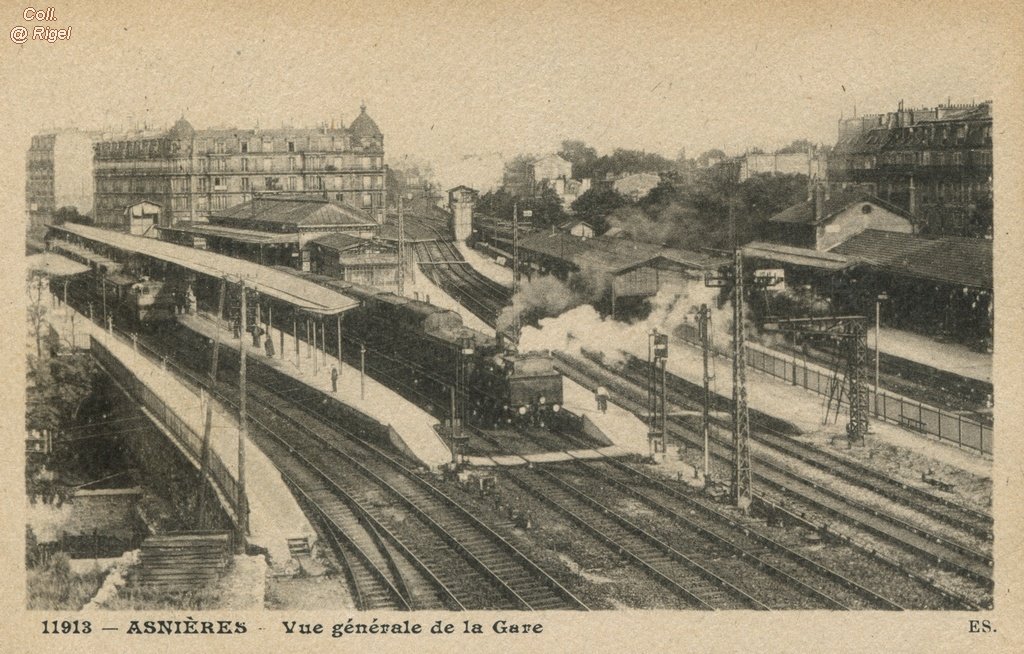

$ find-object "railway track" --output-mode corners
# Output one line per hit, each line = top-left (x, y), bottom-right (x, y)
(554, 351), (990, 607)
(154, 324), (588, 611)
(463, 408), (911, 609)
(407, 217), (511, 327)
(614, 353), (994, 542)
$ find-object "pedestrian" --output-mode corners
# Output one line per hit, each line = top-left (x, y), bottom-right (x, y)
(331, 366), (339, 393)
(596, 385), (609, 413)
(232, 318), (240, 339)
(265, 335), (275, 358)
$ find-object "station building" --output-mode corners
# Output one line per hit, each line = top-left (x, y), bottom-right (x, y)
(159, 194), (382, 272)
(744, 189), (992, 349)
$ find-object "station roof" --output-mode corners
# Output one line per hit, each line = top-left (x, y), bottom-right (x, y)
(26, 252), (90, 277)
(743, 242), (853, 271)
(831, 229), (992, 289)
(161, 222), (298, 245)
(212, 195), (376, 228)
(48, 223), (360, 315)
(518, 231), (723, 276)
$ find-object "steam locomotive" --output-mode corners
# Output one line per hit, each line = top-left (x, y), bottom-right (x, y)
(49, 238), (179, 329)
(291, 271), (565, 425)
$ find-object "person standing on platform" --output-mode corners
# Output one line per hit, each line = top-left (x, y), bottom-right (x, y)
(596, 385), (608, 413)
(265, 335), (275, 358)
(331, 366), (339, 393)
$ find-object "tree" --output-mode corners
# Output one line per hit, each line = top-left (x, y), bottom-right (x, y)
(570, 187), (627, 234)
(777, 139), (815, 154)
(501, 154), (536, 196)
(558, 140), (599, 179)
(529, 186), (568, 228)
(52, 206), (91, 226)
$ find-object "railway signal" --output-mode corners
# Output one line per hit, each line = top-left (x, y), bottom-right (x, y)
(647, 330), (668, 460)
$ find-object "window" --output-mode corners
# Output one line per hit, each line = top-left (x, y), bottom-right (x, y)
(241, 177), (251, 191)
(215, 140), (225, 154)
(362, 175), (372, 190)
(289, 157), (297, 171)
(288, 176), (298, 191)
(197, 177), (209, 192)
(241, 141), (249, 153)
(287, 141), (295, 152)
(362, 193), (372, 208)
(213, 177), (225, 190)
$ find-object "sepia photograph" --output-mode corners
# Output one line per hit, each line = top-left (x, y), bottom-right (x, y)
(4, 0), (1022, 651)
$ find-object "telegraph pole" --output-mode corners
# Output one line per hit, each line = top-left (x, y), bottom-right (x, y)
(397, 194), (406, 297)
(237, 277), (249, 540)
(696, 304), (713, 485)
(512, 202), (521, 345)
(730, 248), (752, 511)
(197, 277), (227, 527)
(702, 199), (776, 511)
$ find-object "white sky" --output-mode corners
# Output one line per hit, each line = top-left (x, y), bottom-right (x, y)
(0, 0), (1010, 195)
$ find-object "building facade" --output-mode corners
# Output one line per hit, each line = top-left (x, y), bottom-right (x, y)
(829, 101), (992, 237)
(738, 149), (827, 182)
(25, 129), (100, 230)
(93, 105), (386, 229)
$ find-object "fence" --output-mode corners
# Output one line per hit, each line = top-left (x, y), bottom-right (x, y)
(89, 335), (246, 527)
(677, 323), (993, 456)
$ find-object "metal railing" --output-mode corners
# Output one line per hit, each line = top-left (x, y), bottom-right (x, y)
(89, 335), (245, 526)
(677, 323), (992, 456)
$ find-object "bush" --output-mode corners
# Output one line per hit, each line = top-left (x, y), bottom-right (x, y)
(26, 551), (106, 610)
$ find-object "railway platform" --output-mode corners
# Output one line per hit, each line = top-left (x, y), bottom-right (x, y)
(178, 311), (455, 470)
(868, 327), (991, 383)
(455, 242), (514, 287)
(659, 332), (992, 476)
(43, 303), (316, 567)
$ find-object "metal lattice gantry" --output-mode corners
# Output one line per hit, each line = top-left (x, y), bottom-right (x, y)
(705, 249), (782, 511)
(762, 315), (870, 445)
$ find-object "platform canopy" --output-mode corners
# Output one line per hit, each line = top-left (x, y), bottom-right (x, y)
(48, 223), (360, 316)
(26, 252), (90, 277)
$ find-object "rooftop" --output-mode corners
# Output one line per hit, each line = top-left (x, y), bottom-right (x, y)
(212, 195), (376, 228)
(743, 241), (853, 271)
(831, 229), (992, 289)
(769, 189), (913, 225)
(49, 223), (359, 315)
(518, 231), (724, 275)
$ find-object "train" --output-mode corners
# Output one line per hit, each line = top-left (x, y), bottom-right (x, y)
(49, 240), (181, 329)
(285, 270), (565, 426)
(48, 233), (564, 428)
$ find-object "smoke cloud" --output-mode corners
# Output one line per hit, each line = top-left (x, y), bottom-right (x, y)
(519, 278), (729, 360)
(495, 264), (612, 334)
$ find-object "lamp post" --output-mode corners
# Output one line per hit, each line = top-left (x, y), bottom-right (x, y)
(874, 292), (889, 413)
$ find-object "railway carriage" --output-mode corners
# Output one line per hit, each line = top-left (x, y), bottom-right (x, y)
(286, 269), (564, 425)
